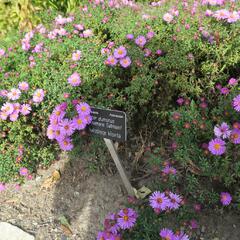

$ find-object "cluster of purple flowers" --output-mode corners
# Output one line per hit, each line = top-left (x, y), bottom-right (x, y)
(47, 101), (92, 151)
(97, 208), (138, 239)
(208, 121), (240, 155)
(160, 228), (189, 240)
(0, 82), (44, 121)
(149, 191), (183, 213)
(104, 45), (131, 68)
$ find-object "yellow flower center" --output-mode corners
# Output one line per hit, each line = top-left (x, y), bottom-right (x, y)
(214, 143), (220, 150)
(123, 215), (129, 221)
(157, 197), (163, 204)
(77, 119), (82, 125)
(81, 106), (87, 111)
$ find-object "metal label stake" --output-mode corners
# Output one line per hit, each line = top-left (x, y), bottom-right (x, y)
(104, 138), (135, 196)
(88, 107), (134, 196)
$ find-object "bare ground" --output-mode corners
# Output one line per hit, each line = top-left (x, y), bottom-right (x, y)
(0, 154), (125, 240)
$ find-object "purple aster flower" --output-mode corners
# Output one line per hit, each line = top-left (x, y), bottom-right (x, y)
(20, 104), (31, 116)
(168, 192), (182, 210)
(114, 46), (127, 59)
(59, 119), (75, 136)
(119, 56), (131, 68)
(228, 78), (238, 86)
(7, 88), (21, 100)
(19, 167), (28, 176)
(51, 107), (66, 121)
(135, 35), (147, 47)
(117, 208), (138, 230)
(0, 182), (6, 192)
(208, 138), (226, 155)
(174, 232), (189, 240)
(106, 55), (118, 66)
(190, 219), (198, 229)
(230, 129), (240, 144)
(68, 72), (81, 87)
(73, 116), (87, 130)
(176, 98), (184, 105)
(84, 114), (92, 124)
(1, 102), (14, 115)
(220, 87), (230, 95)
(0, 49), (5, 57)
(159, 228), (174, 240)
(59, 137), (74, 151)
(149, 191), (170, 211)
(146, 31), (155, 39)
(76, 102), (91, 116)
(162, 166), (177, 175)
(232, 95), (240, 111)
(18, 82), (29, 91)
(33, 89), (45, 103)
(214, 122), (231, 139)
(54, 128), (65, 142)
(220, 192), (232, 206)
(227, 11), (240, 23)
(104, 213), (120, 234)
(126, 34), (134, 40)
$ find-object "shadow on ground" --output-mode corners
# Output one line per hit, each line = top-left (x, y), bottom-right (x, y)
(52, 151), (126, 240)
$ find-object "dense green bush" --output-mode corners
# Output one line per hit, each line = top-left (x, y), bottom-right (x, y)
(0, 0), (239, 198)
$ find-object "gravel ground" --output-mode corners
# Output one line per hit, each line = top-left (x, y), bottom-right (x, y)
(0, 154), (125, 240)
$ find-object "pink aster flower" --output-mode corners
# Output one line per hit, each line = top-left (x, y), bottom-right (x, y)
(190, 219), (199, 229)
(214, 9), (230, 20)
(1, 102), (14, 115)
(0, 182), (6, 192)
(47, 125), (55, 140)
(10, 111), (19, 121)
(168, 192), (182, 210)
(76, 102), (91, 116)
(59, 119), (75, 136)
(51, 108), (65, 121)
(0, 49), (5, 57)
(0, 111), (8, 120)
(220, 192), (232, 206)
(73, 116), (87, 130)
(232, 95), (240, 111)
(33, 89), (45, 103)
(59, 137), (74, 151)
(227, 11), (240, 23)
(19, 167), (28, 176)
(18, 82), (29, 91)
(214, 122), (231, 139)
(106, 55), (118, 66)
(160, 228), (174, 240)
(135, 35), (147, 47)
(104, 213), (120, 234)
(101, 48), (110, 55)
(72, 50), (82, 61)
(117, 208), (137, 230)
(74, 24), (84, 31)
(163, 13), (174, 23)
(230, 129), (240, 144)
(149, 191), (170, 211)
(83, 29), (94, 38)
(7, 88), (21, 100)
(176, 98), (184, 105)
(114, 46), (127, 59)
(208, 138), (226, 155)
(120, 56), (131, 68)
(0, 90), (8, 98)
(20, 104), (31, 116)
(228, 78), (238, 86)
(68, 72), (81, 87)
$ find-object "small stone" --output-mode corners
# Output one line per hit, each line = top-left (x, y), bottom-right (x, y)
(201, 226), (206, 233)
(0, 222), (35, 240)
